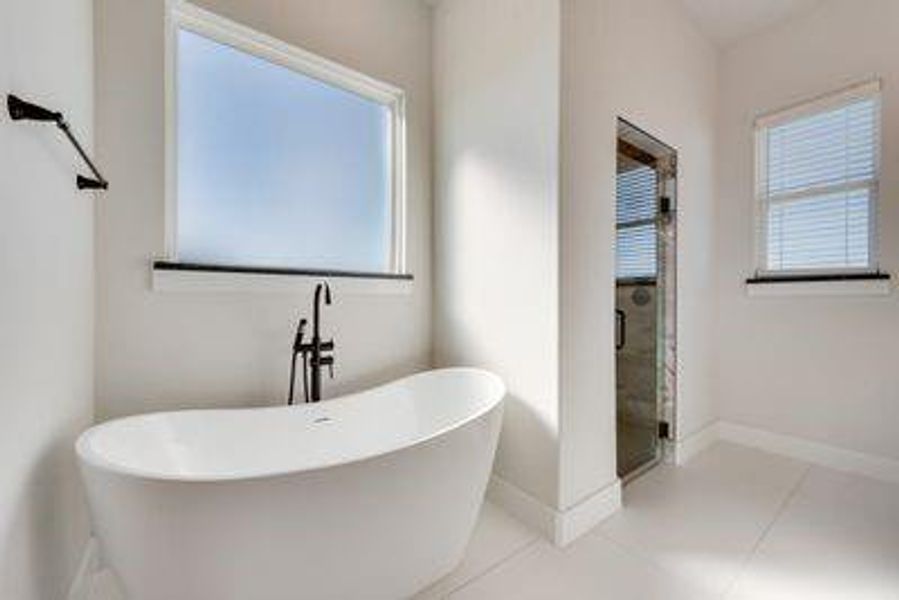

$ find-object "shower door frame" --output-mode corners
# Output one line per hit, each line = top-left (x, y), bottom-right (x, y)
(615, 118), (678, 483)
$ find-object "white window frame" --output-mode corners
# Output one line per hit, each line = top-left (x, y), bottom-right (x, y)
(162, 0), (408, 277)
(753, 79), (882, 278)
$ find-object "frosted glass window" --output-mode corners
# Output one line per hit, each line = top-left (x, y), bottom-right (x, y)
(175, 28), (397, 272)
(755, 84), (880, 275)
(616, 165), (658, 278)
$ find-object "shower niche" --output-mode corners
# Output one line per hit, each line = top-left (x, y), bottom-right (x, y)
(615, 119), (677, 481)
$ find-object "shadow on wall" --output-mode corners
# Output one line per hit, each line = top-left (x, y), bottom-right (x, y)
(435, 149), (560, 503)
(438, 298), (558, 500)
(0, 436), (87, 600)
(95, 291), (430, 420)
(494, 391), (558, 500)
(327, 358), (432, 402)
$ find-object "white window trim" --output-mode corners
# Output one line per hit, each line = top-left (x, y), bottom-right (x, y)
(162, 0), (408, 286)
(752, 79), (882, 280)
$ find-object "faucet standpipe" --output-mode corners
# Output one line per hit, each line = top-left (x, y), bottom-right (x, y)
(287, 282), (336, 404)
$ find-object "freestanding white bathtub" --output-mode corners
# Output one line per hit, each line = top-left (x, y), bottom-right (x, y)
(76, 368), (505, 600)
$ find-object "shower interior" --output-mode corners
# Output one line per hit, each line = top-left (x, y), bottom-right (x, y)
(615, 119), (677, 481)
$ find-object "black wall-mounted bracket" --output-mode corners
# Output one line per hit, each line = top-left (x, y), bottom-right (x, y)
(7, 94), (108, 191)
(658, 421), (671, 440)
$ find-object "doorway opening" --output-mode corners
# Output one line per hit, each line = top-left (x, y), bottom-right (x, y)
(615, 119), (677, 482)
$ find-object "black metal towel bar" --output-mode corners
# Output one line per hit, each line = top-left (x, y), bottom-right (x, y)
(6, 93), (108, 191)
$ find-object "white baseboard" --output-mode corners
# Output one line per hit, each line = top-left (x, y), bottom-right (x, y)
(487, 475), (621, 547)
(487, 476), (557, 542)
(673, 420), (899, 484)
(554, 480), (622, 546)
(674, 421), (720, 465)
(718, 422), (899, 484)
(68, 537), (100, 600)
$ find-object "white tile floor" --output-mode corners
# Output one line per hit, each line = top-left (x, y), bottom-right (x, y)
(414, 442), (899, 600)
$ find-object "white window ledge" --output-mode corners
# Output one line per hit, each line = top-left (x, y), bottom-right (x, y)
(746, 275), (891, 298)
(151, 262), (413, 296)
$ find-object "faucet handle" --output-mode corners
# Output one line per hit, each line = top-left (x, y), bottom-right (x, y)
(317, 355), (335, 379)
(325, 340), (335, 378)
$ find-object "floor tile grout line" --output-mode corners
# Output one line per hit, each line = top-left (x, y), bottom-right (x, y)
(749, 464), (813, 554)
(594, 455), (819, 599)
(437, 450), (819, 599)
(594, 475), (717, 587)
(719, 463), (813, 599)
(440, 536), (542, 599)
(592, 526), (716, 596)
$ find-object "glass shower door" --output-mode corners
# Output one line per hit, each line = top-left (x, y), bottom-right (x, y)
(615, 278), (659, 478)
(614, 119), (676, 480)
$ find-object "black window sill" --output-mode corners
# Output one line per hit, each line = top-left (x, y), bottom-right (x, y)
(746, 272), (890, 285)
(616, 276), (657, 286)
(152, 260), (414, 281)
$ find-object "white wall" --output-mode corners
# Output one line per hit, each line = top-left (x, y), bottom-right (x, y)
(559, 0), (718, 507)
(0, 0), (95, 597)
(433, 0), (562, 507)
(715, 0), (899, 460)
(94, 0), (432, 419)
(434, 0), (716, 514)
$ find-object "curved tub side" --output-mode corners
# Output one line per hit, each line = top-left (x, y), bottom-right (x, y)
(82, 400), (504, 600)
(77, 368), (505, 483)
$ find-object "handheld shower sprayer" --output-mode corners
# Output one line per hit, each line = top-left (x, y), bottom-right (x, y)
(288, 318), (309, 405)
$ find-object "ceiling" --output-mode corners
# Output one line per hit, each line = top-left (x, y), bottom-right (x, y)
(679, 0), (822, 47)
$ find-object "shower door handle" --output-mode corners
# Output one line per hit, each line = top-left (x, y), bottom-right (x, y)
(615, 309), (626, 350)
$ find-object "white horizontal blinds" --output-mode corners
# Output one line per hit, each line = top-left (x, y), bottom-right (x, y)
(757, 83), (880, 274)
(616, 164), (658, 278)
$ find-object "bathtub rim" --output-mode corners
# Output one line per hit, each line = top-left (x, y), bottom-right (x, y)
(76, 367), (505, 484)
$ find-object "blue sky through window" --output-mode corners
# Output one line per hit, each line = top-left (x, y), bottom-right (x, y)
(177, 29), (393, 271)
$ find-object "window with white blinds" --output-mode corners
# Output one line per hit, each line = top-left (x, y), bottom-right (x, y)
(616, 164), (658, 279)
(755, 81), (881, 275)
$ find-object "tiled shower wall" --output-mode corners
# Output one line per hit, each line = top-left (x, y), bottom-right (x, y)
(615, 281), (658, 474)
(615, 282), (657, 425)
